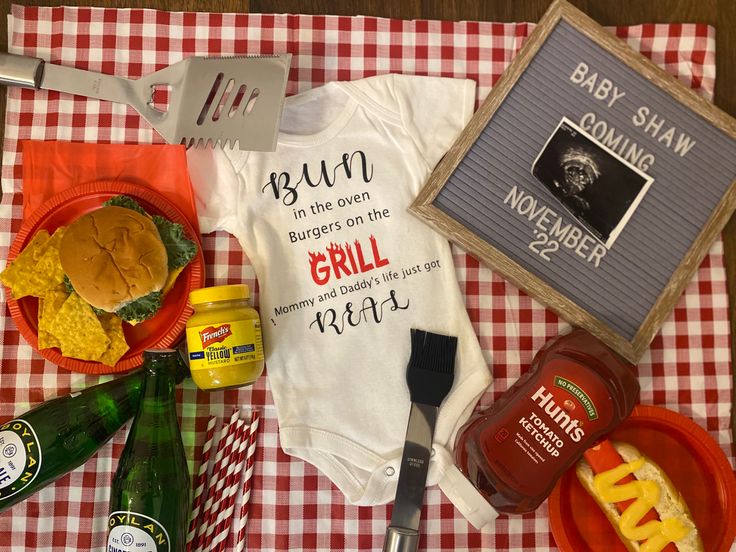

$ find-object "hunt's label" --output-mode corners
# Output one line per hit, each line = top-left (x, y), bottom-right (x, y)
(0, 419), (41, 501)
(107, 511), (170, 552)
(478, 358), (616, 497)
(186, 319), (264, 371)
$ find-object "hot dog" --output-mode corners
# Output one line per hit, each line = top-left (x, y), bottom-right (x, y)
(576, 440), (703, 552)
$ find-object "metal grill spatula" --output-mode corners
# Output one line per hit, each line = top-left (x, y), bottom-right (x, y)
(0, 52), (291, 151)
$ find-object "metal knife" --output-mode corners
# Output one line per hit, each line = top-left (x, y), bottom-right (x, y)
(383, 403), (437, 552)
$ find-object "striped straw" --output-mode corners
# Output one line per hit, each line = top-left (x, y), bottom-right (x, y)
(201, 419), (246, 552)
(210, 420), (252, 552)
(186, 415), (217, 551)
(234, 411), (261, 552)
(194, 409), (240, 552)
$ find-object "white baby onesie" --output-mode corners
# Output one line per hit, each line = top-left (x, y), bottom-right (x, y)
(187, 74), (496, 528)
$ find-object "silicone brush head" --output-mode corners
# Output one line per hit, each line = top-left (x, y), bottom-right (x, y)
(406, 329), (458, 407)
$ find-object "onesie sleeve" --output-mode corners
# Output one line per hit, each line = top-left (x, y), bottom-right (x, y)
(185, 146), (244, 235)
(391, 74), (476, 170)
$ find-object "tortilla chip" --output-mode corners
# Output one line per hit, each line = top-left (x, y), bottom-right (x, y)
(26, 227), (67, 295)
(18, 227), (67, 297)
(97, 313), (129, 366)
(37, 298), (56, 350)
(1, 228), (67, 298)
(0, 230), (51, 298)
(37, 289), (69, 350)
(23, 230), (51, 262)
(49, 293), (110, 360)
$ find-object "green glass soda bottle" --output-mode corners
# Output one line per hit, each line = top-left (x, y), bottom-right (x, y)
(0, 369), (147, 513)
(107, 349), (190, 552)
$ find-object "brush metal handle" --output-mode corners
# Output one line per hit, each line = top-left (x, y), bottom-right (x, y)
(382, 403), (438, 552)
(382, 526), (420, 552)
(0, 53), (44, 88)
(390, 403), (436, 529)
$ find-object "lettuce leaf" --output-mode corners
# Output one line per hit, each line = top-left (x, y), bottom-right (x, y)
(115, 291), (163, 323)
(103, 195), (147, 215)
(152, 215), (198, 270)
(63, 275), (75, 295)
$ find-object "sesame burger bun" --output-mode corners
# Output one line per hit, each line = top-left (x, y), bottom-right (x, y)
(59, 205), (168, 312)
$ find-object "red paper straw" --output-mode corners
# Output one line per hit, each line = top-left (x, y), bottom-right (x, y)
(194, 409), (240, 552)
(186, 415), (217, 551)
(234, 411), (260, 552)
(202, 418), (246, 551)
(211, 419), (252, 552)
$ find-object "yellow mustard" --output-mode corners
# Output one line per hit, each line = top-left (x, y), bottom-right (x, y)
(593, 458), (690, 551)
(186, 284), (265, 390)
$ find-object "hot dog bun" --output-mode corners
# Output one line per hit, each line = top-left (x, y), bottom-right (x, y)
(576, 442), (703, 552)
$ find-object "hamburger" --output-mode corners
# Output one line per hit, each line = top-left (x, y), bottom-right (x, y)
(59, 195), (197, 323)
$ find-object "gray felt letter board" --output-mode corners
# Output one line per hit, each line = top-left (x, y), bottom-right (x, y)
(411, 0), (736, 362)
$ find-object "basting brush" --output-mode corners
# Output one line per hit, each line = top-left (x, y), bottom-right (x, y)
(382, 329), (457, 552)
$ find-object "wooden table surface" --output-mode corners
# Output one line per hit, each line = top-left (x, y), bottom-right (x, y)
(2, 0), (735, 441)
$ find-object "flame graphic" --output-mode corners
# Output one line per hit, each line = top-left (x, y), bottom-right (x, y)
(308, 250), (327, 264)
(326, 242), (343, 255)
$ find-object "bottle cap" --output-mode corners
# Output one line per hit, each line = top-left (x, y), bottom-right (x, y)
(189, 284), (250, 305)
(435, 448), (499, 529)
(143, 348), (177, 361)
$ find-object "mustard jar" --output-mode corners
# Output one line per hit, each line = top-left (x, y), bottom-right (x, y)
(185, 284), (265, 390)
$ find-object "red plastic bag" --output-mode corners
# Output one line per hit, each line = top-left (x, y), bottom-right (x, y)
(21, 141), (200, 233)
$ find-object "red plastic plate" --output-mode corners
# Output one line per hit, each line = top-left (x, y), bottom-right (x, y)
(549, 404), (736, 552)
(5, 180), (204, 374)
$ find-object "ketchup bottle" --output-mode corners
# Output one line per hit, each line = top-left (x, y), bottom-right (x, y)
(454, 328), (639, 514)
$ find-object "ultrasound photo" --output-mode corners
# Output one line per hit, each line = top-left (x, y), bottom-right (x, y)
(532, 117), (653, 247)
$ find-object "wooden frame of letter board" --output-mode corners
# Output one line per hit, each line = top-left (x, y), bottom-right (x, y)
(410, 0), (736, 362)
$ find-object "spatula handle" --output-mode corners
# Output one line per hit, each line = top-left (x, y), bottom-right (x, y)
(0, 53), (44, 88)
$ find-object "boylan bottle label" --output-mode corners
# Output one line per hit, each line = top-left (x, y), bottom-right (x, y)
(186, 319), (264, 371)
(0, 419), (41, 501)
(107, 511), (170, 552)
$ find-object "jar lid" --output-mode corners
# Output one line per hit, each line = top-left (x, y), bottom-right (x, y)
(189, 284), (250, 305)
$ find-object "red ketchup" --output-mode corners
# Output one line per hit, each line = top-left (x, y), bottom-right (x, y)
(454, 328), (640, 514)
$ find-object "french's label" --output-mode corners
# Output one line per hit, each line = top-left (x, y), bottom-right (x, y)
(0, 419), (41, 501)
(107, 511), (169, 552)
(186, 318), (264, 372)
(199, 324), (232, 348)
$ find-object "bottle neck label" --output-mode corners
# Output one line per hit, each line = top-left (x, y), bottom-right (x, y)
(0, 419), (41, 501)
(107, 511), (170, 552)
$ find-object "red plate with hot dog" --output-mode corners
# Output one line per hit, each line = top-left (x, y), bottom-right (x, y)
(548, 404), (736, 552)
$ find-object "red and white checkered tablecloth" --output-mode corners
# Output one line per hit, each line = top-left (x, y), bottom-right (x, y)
(0, 5), (731, 551)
